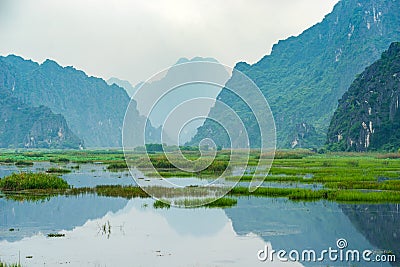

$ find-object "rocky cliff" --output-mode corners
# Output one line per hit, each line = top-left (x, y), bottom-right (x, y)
(327, 42), (400, 152)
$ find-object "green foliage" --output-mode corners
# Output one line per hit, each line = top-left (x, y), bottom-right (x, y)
(14, 160), (33, 166)
(153, 200), (171, 209)
(0, 55), (160, 147)
(0, 83), (83, 149)
(145, 143), (163, 152)
(106, 162), (128, 170)
(327, 42), (400, 152)
(0, 261), (22, 267)
(190, 2), (400, 149)
(49, 157), (70, 163)
(0, 172), (70, 191)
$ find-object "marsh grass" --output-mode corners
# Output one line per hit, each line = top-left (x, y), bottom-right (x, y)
(0, 173), (69, 191)
(0, 261), (21, 267)
(49, 157), (70, 163)
(68, 185), (149, 199)
(2, 150), (400, 204)
(14, 160), (33, 167)
(153, 200), (171, 209)
(229, 187), (400, 203)
(46, 167), (71, 174)
(106, 162), (128, 170)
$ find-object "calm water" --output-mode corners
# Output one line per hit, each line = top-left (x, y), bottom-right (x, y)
(0, 164), (399, 266)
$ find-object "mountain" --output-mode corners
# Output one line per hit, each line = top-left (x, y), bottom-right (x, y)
(191, 0), (400, 149)
(0, 91), (83, 149)
(133, 57), (230, 145)
(327, 42), (400, 152)
(106, 77), (139, 97)
(0, 55), (156, 147)
(0, 59), (83, 149)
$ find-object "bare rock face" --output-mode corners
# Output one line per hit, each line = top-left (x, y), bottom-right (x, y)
(327, 42), (400, 152)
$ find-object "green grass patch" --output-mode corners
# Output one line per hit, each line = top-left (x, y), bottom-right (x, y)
(106, 162), (128, 170)
(69, 185), (149, 199)
(0, 261), (22, 267)
(14, 160), (33, 167)
(153, 200), (171, 209)
(0, 173), (69, 191)
(229, 186), (400, 203)
(49, 157), (70, 163)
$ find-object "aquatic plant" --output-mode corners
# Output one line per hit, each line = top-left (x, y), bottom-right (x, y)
(153, 200), (171, 209)
(46, 167), (71, 173)
(0, 173), (70, 191)
(106, 162), (128, 170)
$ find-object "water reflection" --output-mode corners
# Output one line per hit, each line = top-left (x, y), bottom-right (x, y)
(225, 198), (395, 266)
(0, 195), (128, 242)
(0, 198), (299, 267)
(341, 204), (400, 266)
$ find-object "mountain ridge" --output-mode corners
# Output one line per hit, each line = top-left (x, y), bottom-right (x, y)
(1, 55), (156, 147)
(191, 0), (400, 148)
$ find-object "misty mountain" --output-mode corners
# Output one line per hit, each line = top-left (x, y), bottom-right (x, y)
(191, 0), (400, 149)
(0, 55), (158, 147)
(327, 42), (400, 152)
(106, 77), (140, 97)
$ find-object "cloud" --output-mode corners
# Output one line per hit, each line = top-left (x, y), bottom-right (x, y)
(0, 0), (339, 85)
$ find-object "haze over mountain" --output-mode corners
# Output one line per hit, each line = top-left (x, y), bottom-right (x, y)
(190, 0), (400, 149)
(106, 77), (140, 98)
(327, 42), (400, 152)
(0, 55), (158, 148)
(132, 57), (230, 145)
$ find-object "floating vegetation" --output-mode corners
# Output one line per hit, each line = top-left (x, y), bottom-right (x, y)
(153, 200), (171, 209)
(0, 158), (15, 164)
(14, 160), (34, 167)
(0, 173), (70, 191)
(49, 157), (70, 163)
(106, 162), (128, 170)
(46, 167), (71, 174)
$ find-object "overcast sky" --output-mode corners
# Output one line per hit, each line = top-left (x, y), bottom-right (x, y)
(0, 0), (339, 85)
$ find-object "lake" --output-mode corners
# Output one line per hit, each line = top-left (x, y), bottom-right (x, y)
(0, 164), (398, 266)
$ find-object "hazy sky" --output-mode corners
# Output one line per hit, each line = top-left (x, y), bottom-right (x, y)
(0, 0), (339, 85)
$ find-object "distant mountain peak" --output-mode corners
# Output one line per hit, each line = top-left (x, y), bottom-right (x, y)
(174, 57), (219, 65)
